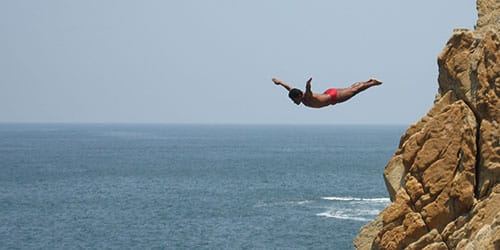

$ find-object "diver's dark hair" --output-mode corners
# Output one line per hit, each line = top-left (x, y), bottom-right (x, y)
(288, 88), (303, 99)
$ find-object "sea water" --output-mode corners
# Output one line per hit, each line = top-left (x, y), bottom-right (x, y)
(0, 124), (405, 249)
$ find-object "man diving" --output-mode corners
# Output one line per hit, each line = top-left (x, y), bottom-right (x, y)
(272, 77), (382, 108)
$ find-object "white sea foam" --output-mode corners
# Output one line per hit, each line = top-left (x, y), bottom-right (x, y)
(316, 211), (371, 222)
(281, 200), (314, 206)
(316, 207), (385, 221)
(321, 196), (390, 203)
(296, 200), (312, 205)
(253, 200), (312, 208)
(317, 197), (390, 221)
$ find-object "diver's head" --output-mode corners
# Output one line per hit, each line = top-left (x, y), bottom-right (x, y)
(288, 88), (303, 105)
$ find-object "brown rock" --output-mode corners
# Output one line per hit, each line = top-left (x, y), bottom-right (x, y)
(404, 175), (424, 203)
(383, 155), (406, 201)
(401, 212), (428, 243)
(415, 193), (433, 211)
(354, 1), (499, 249)
(445, 185), (500, 248)
(477, 119), (500, 198)
(381, 189), (412, 225)
(405, 229), (444, 250)
(422, 242), (449, 250)
(353, 213), (383, 250)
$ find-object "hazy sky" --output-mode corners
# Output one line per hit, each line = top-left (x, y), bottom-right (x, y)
(1, 1), (477, 124)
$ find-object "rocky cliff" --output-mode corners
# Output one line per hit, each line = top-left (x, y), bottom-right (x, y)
(354, 1), (499, 249)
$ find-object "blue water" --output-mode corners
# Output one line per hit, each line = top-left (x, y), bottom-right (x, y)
(0, 124), (405, 249)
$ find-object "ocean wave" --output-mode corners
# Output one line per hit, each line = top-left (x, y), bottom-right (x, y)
(316, 211), (371, 222)
(321, 196), (390, 203)
(316, 208), (382, 221)
(253, 200), (312, 208)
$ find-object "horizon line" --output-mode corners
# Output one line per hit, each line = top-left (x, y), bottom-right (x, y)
(0, 121), (411, 126)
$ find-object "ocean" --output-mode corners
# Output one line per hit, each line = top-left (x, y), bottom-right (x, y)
(0, 124), (405, 249)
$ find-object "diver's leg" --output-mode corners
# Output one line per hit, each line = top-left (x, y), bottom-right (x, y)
(335, 79), (382, 103)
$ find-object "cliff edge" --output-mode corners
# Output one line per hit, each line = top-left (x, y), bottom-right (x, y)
(354, 1), (499, 249)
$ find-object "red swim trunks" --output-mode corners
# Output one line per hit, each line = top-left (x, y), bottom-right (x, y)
(323, 88), (338, 105)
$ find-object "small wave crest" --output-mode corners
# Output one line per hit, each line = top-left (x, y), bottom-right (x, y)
(316, 211), (371, 222)
(316, 208), (382, 221)
(253, 200), (312, 208)
(317, 196), (389, 221)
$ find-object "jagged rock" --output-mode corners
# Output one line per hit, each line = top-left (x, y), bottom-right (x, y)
(353, 213), (384, 250)
(354, 0), (499, 249)
(370, 100), (477, 250)
(405, 229), (444, 250)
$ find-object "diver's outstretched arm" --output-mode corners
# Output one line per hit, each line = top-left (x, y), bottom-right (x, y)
(272, 78), (293, 92)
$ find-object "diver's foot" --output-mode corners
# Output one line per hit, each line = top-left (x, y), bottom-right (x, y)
(369, 78), (383, 85)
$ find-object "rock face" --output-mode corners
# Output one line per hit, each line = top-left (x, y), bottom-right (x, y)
(354, 1), (499, 249)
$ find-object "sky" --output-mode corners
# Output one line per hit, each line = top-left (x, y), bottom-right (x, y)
(0, 1), (477, 125)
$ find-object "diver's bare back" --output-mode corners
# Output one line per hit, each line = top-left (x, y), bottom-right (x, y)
(301, 93), (331, 108)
